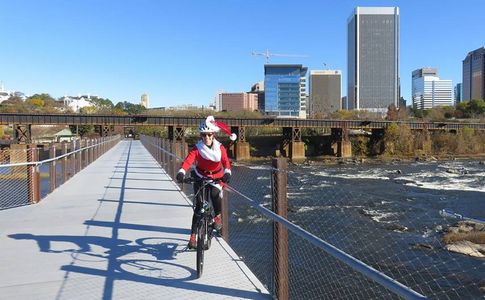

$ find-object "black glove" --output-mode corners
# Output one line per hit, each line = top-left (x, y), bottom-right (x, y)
(176, 172), (184, 183)
(222, 172), (231, 184)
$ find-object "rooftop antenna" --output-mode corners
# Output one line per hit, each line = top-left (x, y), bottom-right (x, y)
(252, 49), (309, 63)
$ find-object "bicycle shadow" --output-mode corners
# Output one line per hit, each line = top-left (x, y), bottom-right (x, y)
(8, 232), (267, 298)
(8, 233), (194, 277)
(8, 234), (182, 261)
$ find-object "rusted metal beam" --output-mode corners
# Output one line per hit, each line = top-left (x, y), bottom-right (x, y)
(1, 113), (484, 130)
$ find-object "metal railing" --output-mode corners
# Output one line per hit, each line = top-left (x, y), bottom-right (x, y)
(140, 134), (467, 299)
(0, 135), (120, 209)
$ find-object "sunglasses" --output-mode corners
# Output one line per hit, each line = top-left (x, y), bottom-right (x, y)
(200, 133), (214, 137)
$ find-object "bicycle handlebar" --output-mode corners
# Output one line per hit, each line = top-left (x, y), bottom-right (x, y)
(182, 176), (222, 185)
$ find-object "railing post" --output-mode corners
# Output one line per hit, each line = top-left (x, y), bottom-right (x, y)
(28, 146), (40, 204)
(221, 191), (229, 242)
(50, 144), (56, 192)
(90, 139), (94, 163)
(62, 143), (68, 183)
(157, 137), (161, 164)
(86, 139), (91, 165)
(272, 157), (289, 299)
(76, 139), (82, 173)
(171, 140), (177, 179)
(94, 138), (98, 160)
(162, 139), (167, 171)
(84, 139), (88, 168)
(70, 140), (76, 177)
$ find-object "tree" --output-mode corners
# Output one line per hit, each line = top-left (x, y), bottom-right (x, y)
(88, 97), (114, 113)
(383, 123), (414, 156)
(69, 125), (93, 138)
(115, 101), (147, 114)
(456, 99), (485, 118)
(386, 104), (398, 121)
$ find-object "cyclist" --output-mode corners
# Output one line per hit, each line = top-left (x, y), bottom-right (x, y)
(176, 116), (236, 249)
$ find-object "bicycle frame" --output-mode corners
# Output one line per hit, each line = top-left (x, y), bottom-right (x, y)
(184, 176), (219, 278)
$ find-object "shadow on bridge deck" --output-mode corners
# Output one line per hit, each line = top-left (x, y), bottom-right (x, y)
(0, 140), (269, 299)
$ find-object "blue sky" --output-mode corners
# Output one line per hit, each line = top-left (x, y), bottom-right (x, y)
(1, 0), (484, 108)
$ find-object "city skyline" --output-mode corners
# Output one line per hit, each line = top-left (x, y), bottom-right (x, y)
(1, 0), (484, 108)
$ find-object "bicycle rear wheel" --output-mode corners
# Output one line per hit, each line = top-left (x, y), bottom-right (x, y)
(196, 220), (206, 278)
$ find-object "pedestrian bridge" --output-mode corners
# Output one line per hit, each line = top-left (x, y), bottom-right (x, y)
(0, 140), (269, 299)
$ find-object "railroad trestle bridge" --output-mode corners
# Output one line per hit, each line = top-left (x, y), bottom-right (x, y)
(1, 113), (484, 159)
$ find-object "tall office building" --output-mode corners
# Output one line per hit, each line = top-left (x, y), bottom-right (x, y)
(309, 70), (342, 116)
(264, 64), (307, 118)
(462, 47), (485, 101)
(347, 7), (400, 112)
(455, 83), (462, 104)
(412, 68), (453, 109)
(140, 94), (149, 108)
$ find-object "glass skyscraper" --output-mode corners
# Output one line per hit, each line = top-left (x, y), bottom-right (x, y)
(347, 7), (400, 112)
(264, 64), (307, 118)
(462, 47), (485, 101)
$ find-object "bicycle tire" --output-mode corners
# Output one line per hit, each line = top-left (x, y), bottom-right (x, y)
(196, 219), (206, 278)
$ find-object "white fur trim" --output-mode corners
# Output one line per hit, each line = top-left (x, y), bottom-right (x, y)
(230, 133), (237, 141)
(205, 116), (220, 132)
(224, 169), (231, 175)
(196, 139), (222, 162)
(178, 168), (186, 175)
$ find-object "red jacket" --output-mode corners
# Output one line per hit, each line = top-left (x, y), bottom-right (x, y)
(180, 140), (231, 179)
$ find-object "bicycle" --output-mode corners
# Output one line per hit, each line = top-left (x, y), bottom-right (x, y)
(183, 175), (220, 278)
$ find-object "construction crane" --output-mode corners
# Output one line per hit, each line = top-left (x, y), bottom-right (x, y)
(252, 49), (308, 63)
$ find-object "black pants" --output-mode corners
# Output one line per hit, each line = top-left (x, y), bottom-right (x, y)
(191, 181), (221, 234)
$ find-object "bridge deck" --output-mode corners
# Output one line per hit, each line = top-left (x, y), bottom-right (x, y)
(0, 140), (269, 299)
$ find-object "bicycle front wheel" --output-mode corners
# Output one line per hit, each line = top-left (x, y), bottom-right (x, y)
(196, 220), (206, 278)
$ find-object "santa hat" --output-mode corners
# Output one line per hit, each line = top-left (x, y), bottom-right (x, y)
(205, 116), (237, 141)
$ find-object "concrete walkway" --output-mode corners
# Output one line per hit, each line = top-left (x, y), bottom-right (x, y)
(0, 140), (270, 300)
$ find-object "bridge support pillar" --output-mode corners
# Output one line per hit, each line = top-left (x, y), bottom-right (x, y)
(95, 125), (113, 137)
(168, 126), (186, 143)
(230, 126), (250, 160)
(282, 127), (305, 161)
(331, 127), (352, 158)
(13, 124), (32, 144)
(337, 141), (352, 158)
(290, 141), (305, 160)
(168, 126), (187, 161)
(370, 129), (385, 155)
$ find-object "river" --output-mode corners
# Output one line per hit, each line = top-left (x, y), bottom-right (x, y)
(227, 159), (485, 299)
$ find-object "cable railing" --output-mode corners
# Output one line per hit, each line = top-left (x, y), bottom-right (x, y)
(0, 135), (121, 209)
(136, 134), (485, 299)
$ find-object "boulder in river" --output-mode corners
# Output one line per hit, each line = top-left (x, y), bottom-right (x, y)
(444, 241), (485, 258)
(442, 221), (485, 257)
